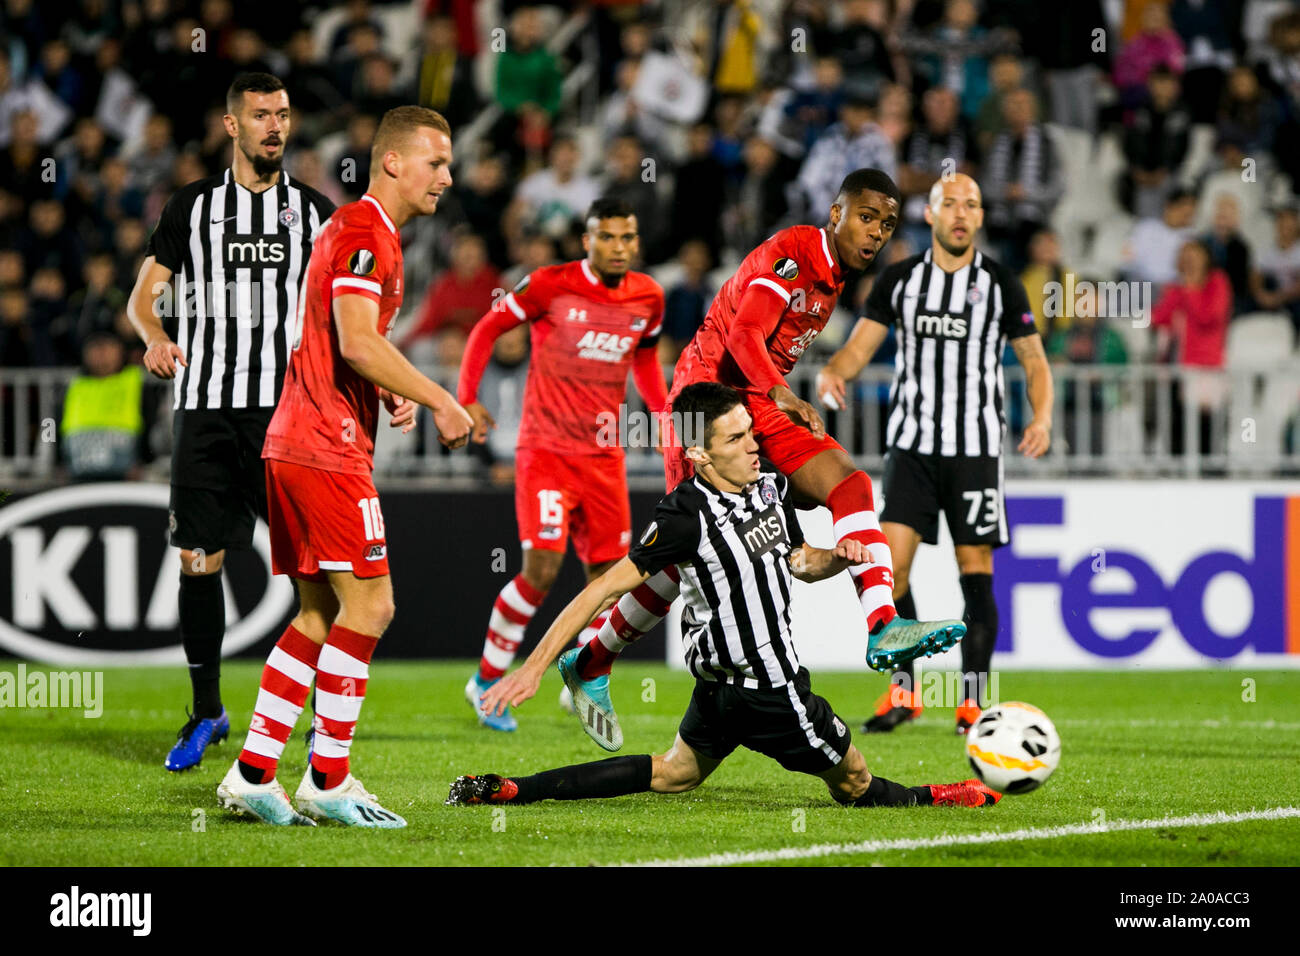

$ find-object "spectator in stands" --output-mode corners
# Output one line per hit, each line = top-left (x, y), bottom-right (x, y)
(17, 199), (82, 290)
(669, 122), (728, 258)
(416, 14), (479, 130)
(1125, 187), (1198, 296)
(500, 230), (556, 292)
(124, 113), (175, 193)
(1250, 206), (1300, 333)
(95, 155), (144, 223)
(512, 136), (600, 239)
(283, 28), (344, 126)
(329, 0), (385, 58)
(688, 0), (764, 97)
(1200, 194), (1253, 317)
(1029, 0), (1110, 135)
(400, 232), (502, 363)
(602, 134), (665, 263)
(659, 239), (713, 366)
(0, 109), (51, 214)
(332, 21), (384, 110)
(468, 322), (530, 486)
(828, 0), (896, 89)
(784, 55), (845, 153)
(53, 118), (109, 204)
(982, 88), (1063, 272)
(288, 147), (346, 208)
(1113, 1), (1186, 109)
(1021, 228), (1069, 340)
(599, 57), (670, 150)
(1045, 283), (1129, 458)
(726, 134), (795, 255)
(794, 83), (896, 223)
(27, 266), (72, 365)
(875, 82), (912, 149)
(61, 330), (144, 481)
(0, 287), (33, 366)
(0, 248), (24, 291)
(1152, 239), (1231, 456)
(334, 113), (377, 201)
(1216, 64), (1282, 160)
(1169, 0), (1234, 124)
(972, 52), (1024, 154)
(353, 54), (407, 119)
(1120, 65), (1191, 219)
(111, 218), (147, 290)
(37, 38), (87, 115)
(494, 5), (563, 164)
(1153, 238), (1232, 367)
(904, 0), (1011, 119)
(459, 154), (513, 269)
(897, 86), (979, 251)
(69, 252), (127, 345)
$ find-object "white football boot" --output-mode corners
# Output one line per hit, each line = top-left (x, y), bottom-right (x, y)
(294, 770), (407, 828)
(216, 761), (316, 826)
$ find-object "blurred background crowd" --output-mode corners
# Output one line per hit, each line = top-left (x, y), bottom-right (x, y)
(1, 0), (1299, 480)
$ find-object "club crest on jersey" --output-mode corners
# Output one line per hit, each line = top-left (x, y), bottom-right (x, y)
(772, 257), (799, 281)
(759, 476), (777, 505)
(278, 205), (300, 229)
(966, 285), (983, 305)
(348, 249), (377, 276)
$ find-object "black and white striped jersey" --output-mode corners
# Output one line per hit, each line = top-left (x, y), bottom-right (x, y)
(628, 462), (806, 690)
(145, 168), (335, 411)
(863, 249), (1038, 457)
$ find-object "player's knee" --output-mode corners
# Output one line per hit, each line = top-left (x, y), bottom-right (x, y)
(828, 766), (871, 804)
(179, 548), (224, 575)
(521, 553), (561, 593)
(650, 754), (702, 793)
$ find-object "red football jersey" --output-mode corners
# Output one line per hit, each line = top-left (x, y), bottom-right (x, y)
(264, 194), (403, 474)
(498, 259), (664, 454)
(673, 225), (845, 394)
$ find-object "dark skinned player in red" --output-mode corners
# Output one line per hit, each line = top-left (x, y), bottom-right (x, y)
(488, 169), (967, 737)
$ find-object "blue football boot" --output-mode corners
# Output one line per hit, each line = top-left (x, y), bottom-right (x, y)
(164, 708), (230, 771)
(866, 617), (966, 672)
(465, 673), (518, 732)
(556, 647), (622, 752)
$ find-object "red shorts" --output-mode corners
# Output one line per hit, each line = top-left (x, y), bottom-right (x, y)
(265, 458), (390, 581)
(662, 386), (844, 490)
(515, 447), (631, 566)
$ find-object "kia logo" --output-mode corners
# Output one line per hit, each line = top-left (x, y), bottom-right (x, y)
(0, 484), (293, 665)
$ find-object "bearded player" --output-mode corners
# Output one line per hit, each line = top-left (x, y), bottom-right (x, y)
(491, 168), (967, 752)
(215, 106), (473, 826)
(456, 197), (668, 733)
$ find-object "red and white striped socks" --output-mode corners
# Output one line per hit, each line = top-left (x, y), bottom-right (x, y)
(237, 625), (321, 783)
(478, 574), (545, 682)
(826, 471), (897, 632)
(309, 624), (379, 791)
(575, 565), (680, 680)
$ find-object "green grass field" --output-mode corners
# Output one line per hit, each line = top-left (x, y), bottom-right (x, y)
(2, 662), (1298, 866)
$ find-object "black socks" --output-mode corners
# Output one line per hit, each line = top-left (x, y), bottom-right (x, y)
(890, 589), (918, 690)
(852, 774), (927, 807)
(511, 754), (653, 804)
(959, 573), (997, 704)
(180, 571), (225, 717)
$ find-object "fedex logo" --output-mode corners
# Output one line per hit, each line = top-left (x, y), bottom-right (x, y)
(997, 496), (1298, 660)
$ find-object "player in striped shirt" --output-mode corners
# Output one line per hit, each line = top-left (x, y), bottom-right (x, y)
(447, 383), (999, 809)
(540, 170), (966, 703)
(816, 174), (1053, 734)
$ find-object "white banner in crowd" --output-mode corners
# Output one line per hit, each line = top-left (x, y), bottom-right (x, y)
(667, 481), (1300, 671)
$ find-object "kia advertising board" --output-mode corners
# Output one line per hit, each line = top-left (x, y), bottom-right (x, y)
(667, 481), (1300, 670)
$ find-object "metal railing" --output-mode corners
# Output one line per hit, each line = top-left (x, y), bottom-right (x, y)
(4, 362), (1299, 486)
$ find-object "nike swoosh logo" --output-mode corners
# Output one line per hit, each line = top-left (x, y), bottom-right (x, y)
(210, 214), (238, 224)
(975, 523), (998, 535)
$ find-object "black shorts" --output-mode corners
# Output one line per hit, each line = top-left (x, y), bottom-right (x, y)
(677, 668), (852, 775)
(879, 446), (1008, 548)
(169, 408), (272, 551)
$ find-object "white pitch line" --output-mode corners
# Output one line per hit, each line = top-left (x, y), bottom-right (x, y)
(618, 806), (1300, 867)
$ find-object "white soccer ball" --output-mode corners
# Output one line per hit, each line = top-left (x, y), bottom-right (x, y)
(964, 701), (1061, 794)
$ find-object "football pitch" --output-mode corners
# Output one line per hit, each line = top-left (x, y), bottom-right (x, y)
(3, 662), (1298, 867)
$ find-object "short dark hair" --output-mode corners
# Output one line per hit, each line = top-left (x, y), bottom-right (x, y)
(226, 72), (287, 114)
(585, 197), (636, 229)
(836, 168), (901, 208)
(672, 382), (743, 450)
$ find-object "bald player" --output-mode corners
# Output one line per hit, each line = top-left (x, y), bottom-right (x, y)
(817, 174), (1054, 734)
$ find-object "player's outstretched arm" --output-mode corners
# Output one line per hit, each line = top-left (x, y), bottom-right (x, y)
(789, 539), (872, 583)
(334, 293), (473, 448)
(1012, 333), (1053, 458)
(127, 256), (188, 379)
(817, 318), (889, 410)
(480, 557), (651, 716)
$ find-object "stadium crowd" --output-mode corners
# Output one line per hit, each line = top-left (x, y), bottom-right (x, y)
(2, 0), (1299, 476)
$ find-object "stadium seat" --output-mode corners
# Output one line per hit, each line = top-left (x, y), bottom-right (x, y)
(1227, 312), (1295, 363)
(1226, 313), (1299, 468)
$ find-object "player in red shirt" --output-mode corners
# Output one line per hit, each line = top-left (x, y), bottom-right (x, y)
(456, 197), (668, 732)
(216, 107), (473, 827)
(539, 170), (968, 723)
